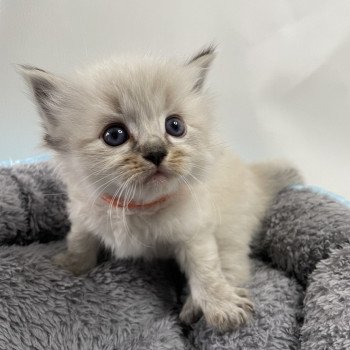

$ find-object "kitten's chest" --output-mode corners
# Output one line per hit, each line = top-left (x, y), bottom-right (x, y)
(94, 208), (178, 259)
(80, 190), (212, 259)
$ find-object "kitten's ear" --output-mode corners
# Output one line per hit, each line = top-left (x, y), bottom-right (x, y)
(18, 65), (73, 151)
(18, 65), (69, 126)
(186, 45), (216, 91)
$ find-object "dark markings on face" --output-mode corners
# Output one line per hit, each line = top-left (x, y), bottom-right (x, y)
(44, 134), (67, 152)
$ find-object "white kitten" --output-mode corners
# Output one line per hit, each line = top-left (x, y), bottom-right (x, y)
(21, 46), (301, 331)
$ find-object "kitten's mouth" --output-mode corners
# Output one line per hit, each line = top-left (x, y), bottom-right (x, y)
(145, 169), (169, 184)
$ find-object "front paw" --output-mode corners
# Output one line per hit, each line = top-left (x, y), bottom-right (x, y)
(204, 295), (254, 331)
(181, 289), (254, 332)
(179, 295), (202, 325)
(53, 251), (96, 276)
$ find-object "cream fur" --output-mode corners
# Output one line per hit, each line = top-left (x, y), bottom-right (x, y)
(21, 47), (302, 331)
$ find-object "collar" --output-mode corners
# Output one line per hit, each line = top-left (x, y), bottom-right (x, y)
(101, 193), (173, 210)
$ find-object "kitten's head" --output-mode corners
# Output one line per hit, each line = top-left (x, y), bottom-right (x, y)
(20, 46), (218, 204)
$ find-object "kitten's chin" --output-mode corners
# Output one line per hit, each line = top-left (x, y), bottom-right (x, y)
(145, 169), (170, 186)
(142, 168), (182, 198)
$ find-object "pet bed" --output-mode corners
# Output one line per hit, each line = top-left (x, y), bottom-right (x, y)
(0, 161), (349, 350)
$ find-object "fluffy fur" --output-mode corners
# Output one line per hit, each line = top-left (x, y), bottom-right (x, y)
(20, 47), (301, 331)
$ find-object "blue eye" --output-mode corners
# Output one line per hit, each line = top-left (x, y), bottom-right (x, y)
(102, 124), (129, 146)
(165, 115), (186, 137)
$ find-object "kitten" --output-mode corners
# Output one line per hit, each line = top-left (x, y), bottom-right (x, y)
(20, 46), (301, 331)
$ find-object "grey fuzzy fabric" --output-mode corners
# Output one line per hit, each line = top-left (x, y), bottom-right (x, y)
(0, 163), (69, 245)
(301, 245), (350, 350)
(190, 262), (303, 350)
(251, 188), (350, 287)
(0, 162), (349, 349)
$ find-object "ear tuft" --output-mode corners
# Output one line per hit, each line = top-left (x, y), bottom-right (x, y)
(187, 44), (217, 91)
(18, 65), (70, 151)
(18, 64), (48, 74)
(18, 65), (64, 123)
(187, 44), (217, 65)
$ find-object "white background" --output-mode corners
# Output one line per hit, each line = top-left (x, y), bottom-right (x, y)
(1, 0), (349, 197)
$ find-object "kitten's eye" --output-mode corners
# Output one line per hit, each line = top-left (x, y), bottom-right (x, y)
(165, 115), (186, 137)
(102, 124), (129, 147)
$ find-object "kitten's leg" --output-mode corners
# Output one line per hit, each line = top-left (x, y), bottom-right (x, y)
(220, 248), (252, 298)
(176, 232), (254, 331)
(53, 224), (99, 275)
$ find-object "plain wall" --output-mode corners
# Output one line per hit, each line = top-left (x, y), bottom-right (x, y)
(1, 0), (349, 197)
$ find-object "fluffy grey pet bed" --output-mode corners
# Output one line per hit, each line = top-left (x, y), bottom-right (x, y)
(0, 162), (349, 350)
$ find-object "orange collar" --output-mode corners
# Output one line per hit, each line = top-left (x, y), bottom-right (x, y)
(101, 193), (172, 209)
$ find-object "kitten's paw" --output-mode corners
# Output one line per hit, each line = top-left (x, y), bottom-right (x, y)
(53, 251), (96, 276)
(179, 295), (202, 325)
(204, 295), (254, 332)
(180, 288), (254, 331)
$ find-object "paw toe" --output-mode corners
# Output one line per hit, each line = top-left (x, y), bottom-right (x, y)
(179, 296), (202, 324)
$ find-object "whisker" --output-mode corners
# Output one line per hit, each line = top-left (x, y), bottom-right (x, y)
(121, 178), (152, 249)
(108, 175), (135, 237)
(42, 193), (67, 196)
(89, 172), (132, 211)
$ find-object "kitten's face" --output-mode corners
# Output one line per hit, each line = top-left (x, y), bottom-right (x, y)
(21, 47), (217, 203)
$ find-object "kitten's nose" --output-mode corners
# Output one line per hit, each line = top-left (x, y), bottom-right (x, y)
(143, 149), (168, 166)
